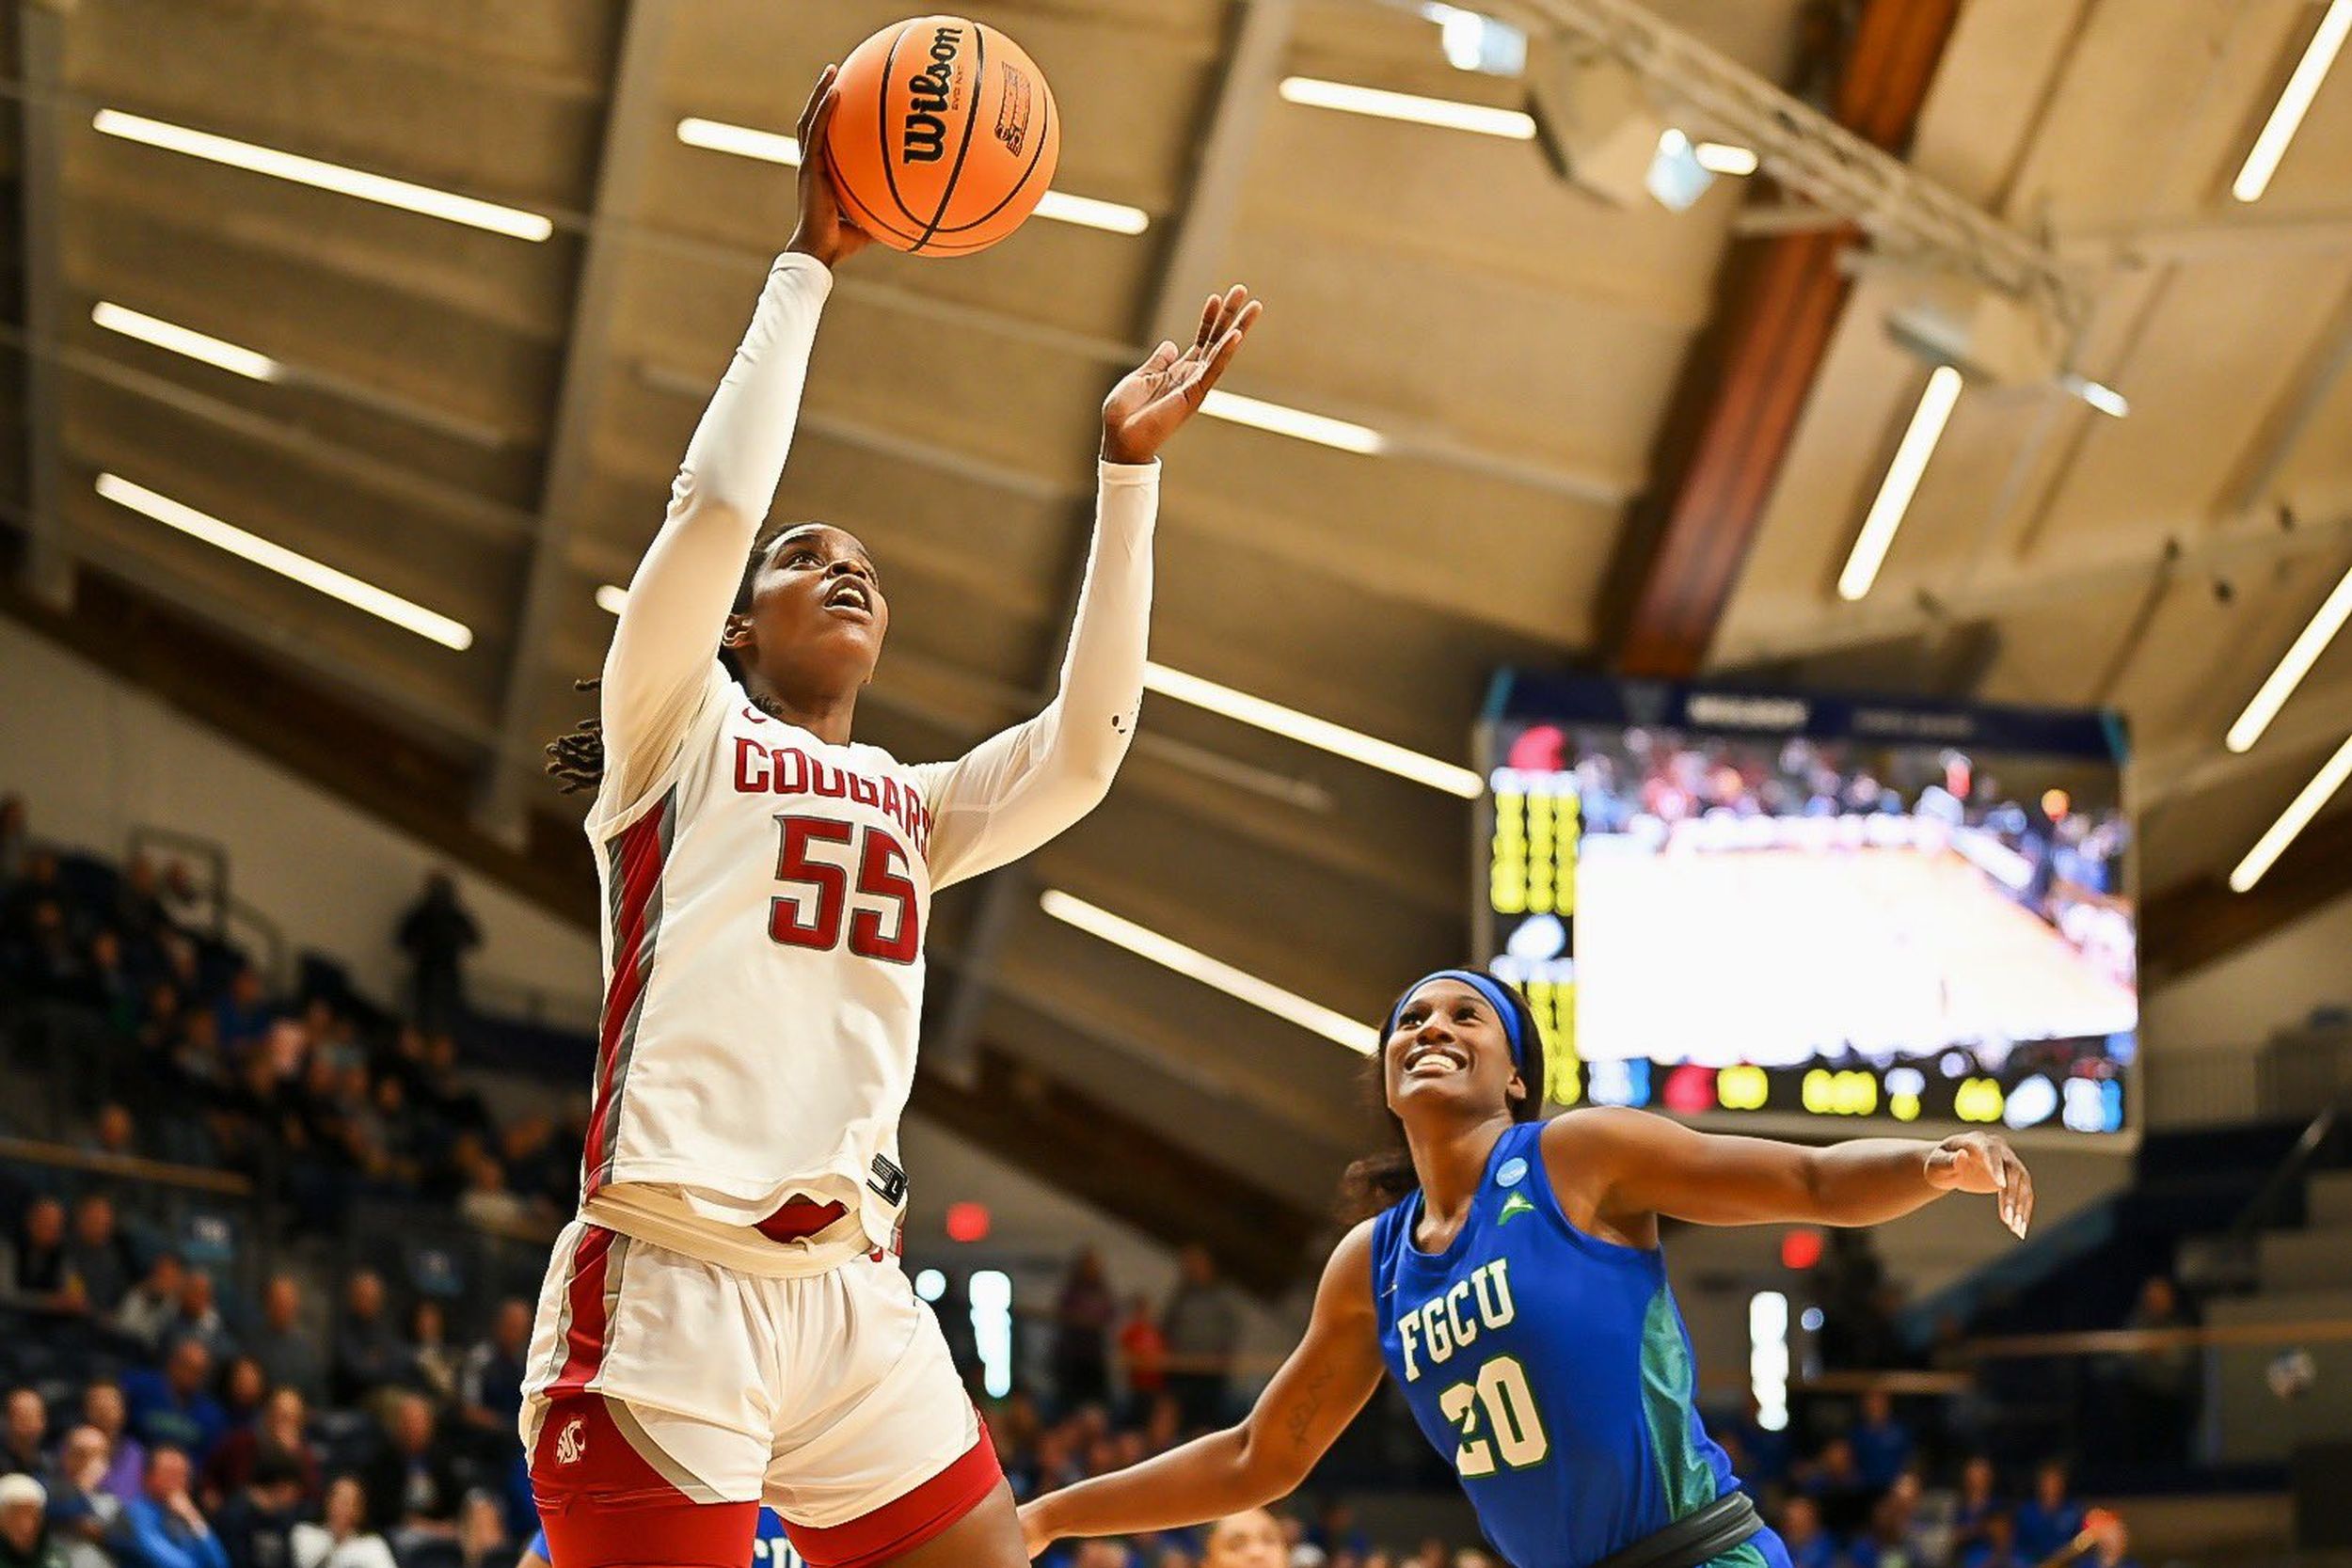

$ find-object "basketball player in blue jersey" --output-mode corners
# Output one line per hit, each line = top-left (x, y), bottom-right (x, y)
(1020, 971), (2033, 1568)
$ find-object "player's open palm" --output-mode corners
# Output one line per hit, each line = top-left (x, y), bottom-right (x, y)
(1926, 1131), (2033, 1238)
(1102, 285), (1263, 465)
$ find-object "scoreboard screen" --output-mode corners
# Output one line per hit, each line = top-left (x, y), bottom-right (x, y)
(1477, 674), (2135, 1135)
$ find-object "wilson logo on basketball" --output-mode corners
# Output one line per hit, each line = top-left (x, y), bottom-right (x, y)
(554, 1418), (586, 1465)
(902, 24), (964, 165)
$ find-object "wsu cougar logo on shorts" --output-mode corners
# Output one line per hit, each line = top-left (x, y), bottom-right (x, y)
(554, 1418), (587, 1465)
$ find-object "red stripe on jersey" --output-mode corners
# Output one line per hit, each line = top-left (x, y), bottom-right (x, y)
(583, 796), (673, 1197)
(550, 1224), (619, 1395)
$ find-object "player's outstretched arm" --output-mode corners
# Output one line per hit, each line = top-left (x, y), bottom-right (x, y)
(914, 289), (1262, 888)
(1548, 1108), (2034, 1238)
(599, 68), (859, 808)
(1018, 1218), (1381, 1560)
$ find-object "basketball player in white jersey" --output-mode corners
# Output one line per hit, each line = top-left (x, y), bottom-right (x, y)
(519, 67), (1259, 1568)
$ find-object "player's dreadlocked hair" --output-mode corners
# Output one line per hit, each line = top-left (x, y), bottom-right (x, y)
(1340, 971), (1548, 1222)
(543, 677), (608, 795)
(543, 525), (813, 795)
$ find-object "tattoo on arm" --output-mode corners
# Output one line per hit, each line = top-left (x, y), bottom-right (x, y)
(1283, 1362), (1336, 1450)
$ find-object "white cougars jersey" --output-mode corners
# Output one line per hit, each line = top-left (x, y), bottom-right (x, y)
(580, 668), (944, 1265)
(567, 250), (1156, 1275)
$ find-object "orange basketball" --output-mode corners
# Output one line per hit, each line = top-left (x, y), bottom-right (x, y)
(824, 16), (1060, 257)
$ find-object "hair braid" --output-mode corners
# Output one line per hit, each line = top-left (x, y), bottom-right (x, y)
(543, 680), (606, 795)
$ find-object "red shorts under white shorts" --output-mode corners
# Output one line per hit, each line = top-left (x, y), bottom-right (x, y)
(521, 1220), (1003, 1568)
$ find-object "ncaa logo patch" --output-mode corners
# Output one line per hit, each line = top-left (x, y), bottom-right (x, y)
(1496, 1156), (1529, 1189)
(555, 1418), (586, 1466)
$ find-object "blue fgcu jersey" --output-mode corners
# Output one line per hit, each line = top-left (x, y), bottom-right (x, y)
(1370, 1120), (1790, 1568)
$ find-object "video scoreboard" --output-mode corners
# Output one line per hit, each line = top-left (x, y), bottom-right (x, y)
(1477, 673), (2135, 1135)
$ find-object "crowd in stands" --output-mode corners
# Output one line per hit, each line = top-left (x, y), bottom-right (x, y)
(0, 797), (573, 1245)
(0, 800), (1486, 1568)
(0, 796), (2169, 1568)
(0, 798), (553, 1568)
(0, 1253), (532, 1568)
(1703, 1395), (2140, 1568)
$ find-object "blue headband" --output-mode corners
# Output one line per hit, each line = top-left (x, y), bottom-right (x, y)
(1386, 970), (1528, 1069)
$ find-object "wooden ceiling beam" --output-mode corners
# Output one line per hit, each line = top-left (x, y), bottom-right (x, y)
(0, 566), (595, 915)
(1604, 0), (1962, 679)
(2143, 799), (2352, 985)
(480, 0), (668, 844)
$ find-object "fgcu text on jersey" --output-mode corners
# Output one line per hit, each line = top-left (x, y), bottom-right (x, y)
(733, 729), (934, 852)
(1394, 1259), (1518, 1383)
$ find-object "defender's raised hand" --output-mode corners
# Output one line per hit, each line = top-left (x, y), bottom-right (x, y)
(1102, 285), (1263, 465)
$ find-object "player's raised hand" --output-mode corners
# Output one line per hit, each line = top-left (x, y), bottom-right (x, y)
(1101, 285), (1263, 465)
(1925, 1131), (2034, 1238)
(785, 66), (872, 271)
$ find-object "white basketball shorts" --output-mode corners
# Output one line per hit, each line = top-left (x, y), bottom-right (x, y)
(520, 1221), (1000, 1568)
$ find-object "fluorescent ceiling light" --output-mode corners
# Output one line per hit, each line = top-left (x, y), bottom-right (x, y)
(1648, 129), (1714, 212)
(91, 302), (280, 381)
(95, 472), (473, 650)
(2061, 372), (2130, 419)
(1200, 389), (1386, 453)
(2233, 0), (2352, 203)
(2229, 733), (2352, 892)
(595, 584), (628, 615)
(676, 117), (799, 164)
(1278, 76), (1535, 139)
(1416, 4), (1527, 75)
(1693, 140), (1758, 176)
(1143, 660), (1483, 798)
(93, 109), (553, 242)
(2226, 563), (2352, 752)
(675, 118), (1149, 235)
(1837, 365), (1963, 602)
(1031, 190), (1150, 235)
(1039, 889), (1377, 1053)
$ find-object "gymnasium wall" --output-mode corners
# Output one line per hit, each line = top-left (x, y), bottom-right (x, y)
(2141, 893), (2352, 1053)
(0, 615), (604, 1025)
